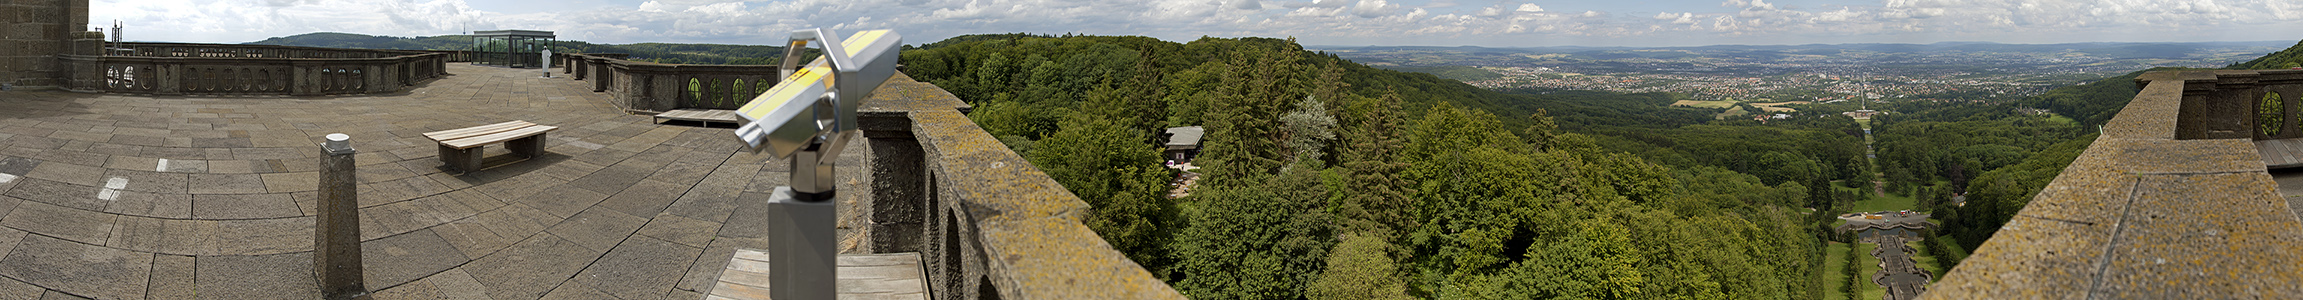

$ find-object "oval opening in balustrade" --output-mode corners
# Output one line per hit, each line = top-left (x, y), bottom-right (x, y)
(2264, 91), (2284, 137)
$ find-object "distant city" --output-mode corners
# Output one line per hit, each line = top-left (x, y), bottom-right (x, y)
(1315, 41), (2290, 102)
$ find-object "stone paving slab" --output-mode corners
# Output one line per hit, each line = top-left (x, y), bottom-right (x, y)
(0, 64), (880, 299)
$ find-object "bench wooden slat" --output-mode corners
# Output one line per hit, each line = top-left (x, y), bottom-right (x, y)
(423, 120), (533, 141)
(440, 125), (557, 149)
(655, 109), (739, 124)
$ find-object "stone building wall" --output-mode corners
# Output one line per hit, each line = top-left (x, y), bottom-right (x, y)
(0, 0), (89, 88)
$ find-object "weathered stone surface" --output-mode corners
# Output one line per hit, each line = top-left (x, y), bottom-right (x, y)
(185, 173), (265, 194)
(662, 162), (757, 223)
(0, 235), (151, 300)
(145, 254), (197, 300)
(1, 201), (114, 245)
(514, 184), (609, 219)
(258, 171), (318, 193)
(465, 234), (602, 300)
(1, 178), (103, 211)
(23, 162), (101, 188)
(544, 207), (646, 252)
(361, 229), (470, 289)
(99, 169), (184, 194)
(635, 213), (720, 248)
(358, 175), (451, 208)
(215, 217), (312, 255)
(102, 215), (163, 252)
(569, 235), (699, 300)
(566, 164), (652, 195)
(0, 64), (990, 299)
(1927, 70), (2303, 298)
(595, 179), (684, 217)
(194, 252), (318, 300)
(190, 193), (299, 219)
(0, 156), (39, 176)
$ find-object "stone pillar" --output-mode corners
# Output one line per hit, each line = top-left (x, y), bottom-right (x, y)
(364, 64), (384, 93)
(573, 57), (587, 80)
(592, 59), (611, 92)
(650, 72), (681, 111)
(290, 61), (316, 96)
(158, 63), (182, 95)
(315, 133), (368, 300)
(864, 120), (925, 253)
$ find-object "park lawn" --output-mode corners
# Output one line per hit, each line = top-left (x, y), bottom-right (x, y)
(1834, 185), (1921, 213)
(1824, 242), (1852, 300)
(2044, 114), (2078, 126)
(1910, 241), (1946, 283)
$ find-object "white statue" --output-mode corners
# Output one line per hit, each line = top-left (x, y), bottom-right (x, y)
(540, 49), (553, 77)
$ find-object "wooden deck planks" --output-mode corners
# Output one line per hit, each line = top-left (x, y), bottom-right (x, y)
(706, 249), (929, 300)
(2258, 138), (2303, 169)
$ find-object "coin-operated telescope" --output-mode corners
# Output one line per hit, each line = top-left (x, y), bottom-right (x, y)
(731, 28), (900, 300)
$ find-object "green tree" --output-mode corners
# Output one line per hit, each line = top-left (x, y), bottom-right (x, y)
(1308, 232), (1413, 300)
(1172, 163), (1335, 300)
(1196, 43), (1308, 188)
(1333, 93), (1417, 234)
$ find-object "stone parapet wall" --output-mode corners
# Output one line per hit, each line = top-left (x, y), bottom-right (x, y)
(109, 42), (418, 59)
(1924, 70), (2303, 298)
(856, 73), (1187, 299)
(565, 53), (780, 113)
(58, 44), (449, 96)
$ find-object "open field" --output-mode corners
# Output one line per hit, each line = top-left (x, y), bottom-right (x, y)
(1673, 99), (1739, 108)
(1715, 106), (1751, 119)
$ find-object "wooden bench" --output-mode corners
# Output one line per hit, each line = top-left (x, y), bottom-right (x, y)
(653, 109), (740, 127)
(423, 120), (558, 173)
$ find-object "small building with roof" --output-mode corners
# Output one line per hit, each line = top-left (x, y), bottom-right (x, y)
(1164, 126), (1203, 163)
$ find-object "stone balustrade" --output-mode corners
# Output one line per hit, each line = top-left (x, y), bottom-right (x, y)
(562, 53), (780, 113)
(1925, 69), (2303, 298)
(106, 42), (412, 59)
(855, 73), (1188, 299)
(58, 43), (447, 96)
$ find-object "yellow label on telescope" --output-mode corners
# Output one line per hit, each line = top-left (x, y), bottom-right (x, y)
(844, 30), (887, 57)
(741, 66), (833, 120)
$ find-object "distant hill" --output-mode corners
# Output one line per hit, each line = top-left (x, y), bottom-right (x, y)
(245, 32), (797, 65)
(245, 32), (447, 50)
(1312, 41), (2291, 56)
(2230, 40), (2303, 69)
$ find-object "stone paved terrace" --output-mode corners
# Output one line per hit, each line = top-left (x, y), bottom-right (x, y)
(0, 64), (885, 299)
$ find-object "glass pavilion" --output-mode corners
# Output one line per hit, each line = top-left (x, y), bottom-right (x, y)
(471, 30), (555, 68)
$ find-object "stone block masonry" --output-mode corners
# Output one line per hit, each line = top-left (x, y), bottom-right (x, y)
(0, 0), (88, 88)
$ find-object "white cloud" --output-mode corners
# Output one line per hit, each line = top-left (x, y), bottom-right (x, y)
(87, 0), (2303, 47)
(1352, 0), (1398, 18)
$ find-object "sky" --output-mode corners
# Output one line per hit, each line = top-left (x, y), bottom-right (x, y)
(89, 0), (2303, 47)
